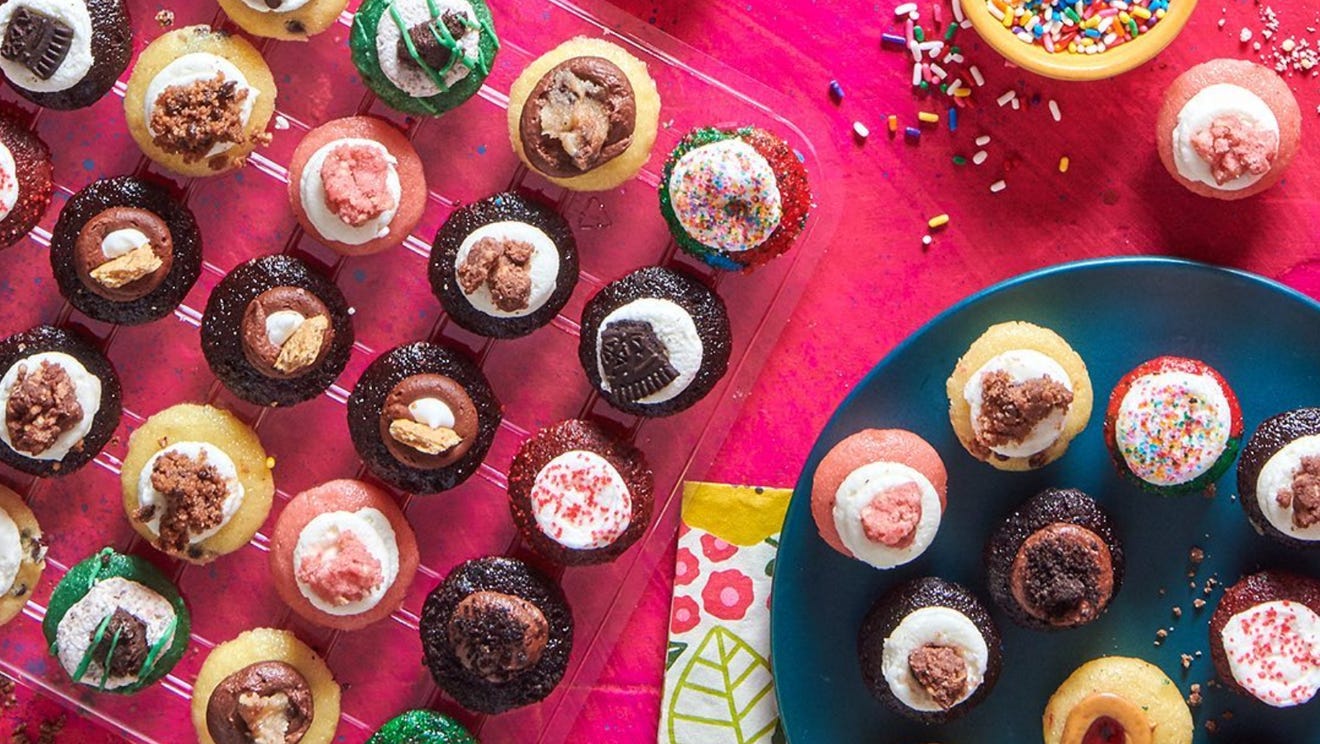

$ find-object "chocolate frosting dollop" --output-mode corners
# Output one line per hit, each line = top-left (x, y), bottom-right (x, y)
(74, 207), (174, 302)
(205, 661), (314, 744)
(519, 57), (636, 177)
(447, 590), (549, 683)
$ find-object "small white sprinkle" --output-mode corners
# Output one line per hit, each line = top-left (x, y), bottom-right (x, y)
(990, 179), (1008, 193)
(975, 135), (991, 146)
(1217, 17), (1226, 28)
(952, 0), (965, 22)
(1240, 27), (1253, 43)
(895, 2), (918, 16)
(997, 89), (1017, 106)
(922, 234), (933, 246)
(972, 150), (989, 165)
(853, 121), (870, 140)
(1049, 99), (1062, 122)
(347, 307), (357, 315)
(1011, 97), (1021, 110)
(970, 65), (985, 86)
(274, 115), (290, 131)
(912, 62), (924, 86)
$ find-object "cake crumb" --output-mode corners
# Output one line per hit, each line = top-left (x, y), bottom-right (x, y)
(1188, 683), (1203, 707)
(1172, 605), (1183, 618)
(155, 9), (174, 26)
(1181, 653), (1193, 670)
(1189, 546), (1205, 564)
(1194, 598), (1207, 610)
(1205, 719), (1218, 734)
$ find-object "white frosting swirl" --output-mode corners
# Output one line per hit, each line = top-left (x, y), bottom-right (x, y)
(293, 507), (399, 616)
(1256, 434), (1320, 542)
(0, 0), (94, 94)
(299, 137), (401, 246)
(0, 507), (20, 595)
(963, 349), (1072, 458)
(832, 461), (941, 569)
(136, 442), (245, 546)
(453, 221), (561, 318)
(595, 298), (703, 405)
(145, 53), (258, 158)
(0, 351), (102, 462)
(1173, 83), (1280, 192)
(881, 606), (989, 712)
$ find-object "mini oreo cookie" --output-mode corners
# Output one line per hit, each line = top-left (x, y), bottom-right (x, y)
(348, 341), (501, 493)
(0, 324), (122, 477)
(0, 0), (132, 110)
(1237, 408), (1320, 550)
(367, 710), (476, 744)
(578, 267), (731, 417)
(0, 109), (53, 248)
(429, 192), (578, 338)
(508, 419), (653, 565)
(420, 556), (572, 713)
(985, 488), (1124, 631)
(51, 176), (202, 325)
(201, 255), (354, 407)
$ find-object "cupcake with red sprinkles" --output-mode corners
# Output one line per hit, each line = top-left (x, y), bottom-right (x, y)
(659, 126), (811, 272)
(1209, 571), (1320, 709)
(1103, 356), (1242, 495)
(507, 419), (653, 566)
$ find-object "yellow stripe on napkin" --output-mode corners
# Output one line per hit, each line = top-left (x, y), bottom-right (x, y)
(680, 482), (792, 547)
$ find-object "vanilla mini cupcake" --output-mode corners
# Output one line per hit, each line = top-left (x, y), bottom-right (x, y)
(0, 485), (45, 626)
(219, 0), (349, 41)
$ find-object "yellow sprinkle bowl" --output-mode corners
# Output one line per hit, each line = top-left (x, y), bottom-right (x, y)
(959, 0), (1198, 81)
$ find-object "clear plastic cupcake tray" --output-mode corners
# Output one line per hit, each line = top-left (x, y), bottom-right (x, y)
(0, 0), (840, 741)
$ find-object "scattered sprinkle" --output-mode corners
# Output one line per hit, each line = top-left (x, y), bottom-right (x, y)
(1058, 156), (1070, 172)
(895, 2), (918, 16)
(922, 234), (934, 246)
(1240, 27), (1253, 43)
(888, 114), (900, 133)
(829, 80), (845, 102)
(948, 107), (958, 131)
(970, 65), (985, 86)
(990, 0), (1171, 54)
(989, 179), (1007, 193)
(996, 89), (1017, 106)
(265, 456), (276, 469)
(905, 126), (922, 141)
(972, 150), (989, 165)
(975, 135), (991, 146)
(928, 213), (950, 229)
(852, 121), (870, 140)
(1172, 605), (1182, 618)
(918, 111), (940, 124)
(274, 115), (290, 131)
(1048, 99), (1062, 122)
(155, 8), (174, 26)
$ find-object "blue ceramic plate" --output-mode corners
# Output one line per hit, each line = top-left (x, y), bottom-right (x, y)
(772, 257), (1320, 743)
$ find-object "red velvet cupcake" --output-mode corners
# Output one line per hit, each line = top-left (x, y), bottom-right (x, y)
(1209, 571), (1320, 708)
(0, 109), (52, 249)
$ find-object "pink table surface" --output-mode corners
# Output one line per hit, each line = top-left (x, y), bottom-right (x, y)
(12, 0), (1320, 741)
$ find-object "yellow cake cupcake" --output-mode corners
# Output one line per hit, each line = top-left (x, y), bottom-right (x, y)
(0, 485), (45, 626)
(218, 0), (349, 41)
(1043, 656), (1192, 744)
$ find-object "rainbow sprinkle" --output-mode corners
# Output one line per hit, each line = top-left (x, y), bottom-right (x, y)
(986, 0), (1170, 55)
(1114, 372), (1231, 487)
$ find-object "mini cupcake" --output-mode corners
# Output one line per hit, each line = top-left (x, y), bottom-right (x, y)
(124, 26), (277, 177)
(1043, 657), (1193, 744)
(428, 192), (578, 339)
(659, 126), (812, 272)
(985, 488), (1123, 631)
(191, 627), (341, 744)
(0, 324), (122, 477)
(0, 0), (131, 110)
(42, 547), (191, 694)
(1104, 356), (1242, 495)
(946, 321), (1092, 471)
(1157, 59), (1302, 200)
(579, 267), (731, 417)
(508, 419), (653, 565)
(420, 556), (572, 714)
(508, 36), (660, 191)
(1210, 571), (1320, 708)
(348, 342), (501, 494)
(0, 110), (53, 249)
(368, 710), (476, 744)
(857, 576), (1002, 723)
(1237, 408), (1320, 550)
(288, 116), (427, 256)
(50, 176), (202, 325)
(270, 479), (420, 631)
(0, 484), (45, 626)
(350, 0), (498, 116)
(810, 429), (947, 570)
(120, 403), (275, 565)
(218, 0), (349, 41)
(201, 255), (355, 407)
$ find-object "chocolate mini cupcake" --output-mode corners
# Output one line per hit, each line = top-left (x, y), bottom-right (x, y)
(420, 556), (572, 714)
(1105, 356), (1242, 495)
(368, 710), (476, 744)
(0, 110), (53, 249)
(985, 488), (1124, 631)
(858, 576), (1002, 724)
(1210, 571), (1320, 708)
(0, 0), (131, 110)
(1043, 657), (1193, 744)
(348, 342), (501, 494)
(124, 26), (277, 177)
(579, 267), (731, 417)
(191, 628), (341, 744)
(0, 325), (121, 477)
(0, 484), (45, 626)
(659, 126), (812, 272)
(1237, 408), (1320, 550)
(218, 0), (348, 41)
(202, 255), (354, 407)
(350, 0), (499, 116)
(42, 547), (191, 694)
(50, 176), (202, 325)
(508, 419), (653, 565)
(507, 37), (660, 191)
(429, 192), (578, 339)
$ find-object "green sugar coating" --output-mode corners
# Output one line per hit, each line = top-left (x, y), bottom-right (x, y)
(367, 710), (478, 744)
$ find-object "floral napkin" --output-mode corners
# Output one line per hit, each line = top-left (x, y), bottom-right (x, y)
(658, 482), (792, 744)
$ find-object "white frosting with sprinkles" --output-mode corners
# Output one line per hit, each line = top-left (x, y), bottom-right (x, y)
(240, 0), (312, 13)
(832, 461), (941, 569)
(0, 0), (94, 93)
(293, 507), (399, 616)
(374, 0), (481, 98)
(1221, 600), (1320, 707)
(0, 351), (102, 462)
(596, 298), (703, 405)
(881, 606), (988, 712)
(299, 137), (401, 246)
(453, 221), (560, 318)
(668, 138), (783, 253)
(0, 507), (21, 595)
(530, 449), (632, 550)
(54, 577), (178, 690)
(962, 349), (1072, 458)
(1173, 84), (1279, 192)
(136, 442), (245, 545)
(145, 53), (258, 158)
(1256, 434), (1320, 542)
(1114, 369), (1232, 487)
(0, 142), (18, 223)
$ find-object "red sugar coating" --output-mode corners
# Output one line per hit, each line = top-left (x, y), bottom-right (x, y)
(737, 127), (811, 270)
(320, 143), (398, 226)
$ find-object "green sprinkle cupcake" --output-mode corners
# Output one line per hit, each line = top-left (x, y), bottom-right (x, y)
(350, 0), (499, 116)
(42, 547), (191, 694)
(368, 710), (477, 743)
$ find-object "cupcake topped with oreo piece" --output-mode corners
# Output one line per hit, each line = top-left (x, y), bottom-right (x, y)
(429, 192), (578, 338)
(1237, 408), (1320, 549)
(579, 267), (731, 417)
(0, 0), (132, 110)
(51, 176), (202, 325)
(0, 110), (53, 249)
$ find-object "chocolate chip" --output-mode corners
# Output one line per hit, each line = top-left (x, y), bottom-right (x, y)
(599, 320), (679, 402)
(284, 19), (305, 34)
(0, 7), (74, 81)
(264, 0), (283, 8)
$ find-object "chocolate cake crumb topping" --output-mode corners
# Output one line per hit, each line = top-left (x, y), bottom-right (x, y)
(90, 608), (150, 678)
(520, 57), (637, 177)
(1020, 530), (1104, 620)
(975, 370), (1073, 449)
(398, 12), (468, 71)
(1278, 455), (1320, 529)
(600, 320), (678, 402)
(456, 236), (535, 312)
(1, 7), (73, 81)
(146, 449), (229, 553)
(149, 74), (250, 163)
(5, 360), (82, 456)
(447, 590), (549, 684)
(206, 661), (314, 744)
(907, 644), (968, 709)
